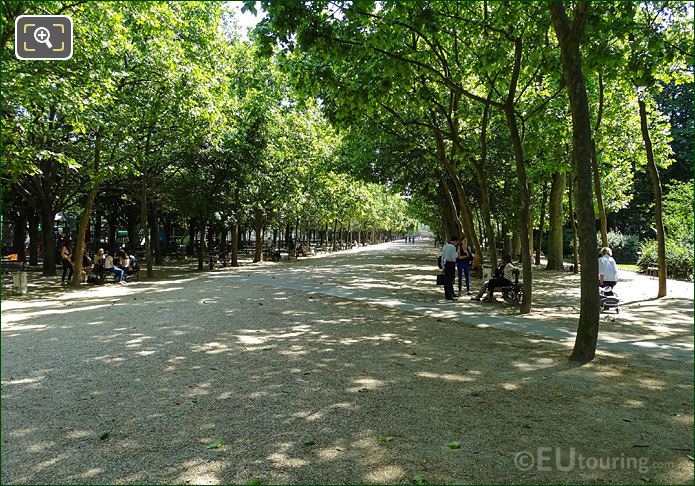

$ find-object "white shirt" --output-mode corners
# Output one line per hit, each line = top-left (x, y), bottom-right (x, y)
(104, 255), (114, 269)
(441, 242), (457, 263)
(504, 263), (518, 281)
(598, 254), (619, 282)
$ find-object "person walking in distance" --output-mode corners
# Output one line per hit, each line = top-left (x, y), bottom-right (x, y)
(441, 235), (459, 301)
(60, 238), (73, 284)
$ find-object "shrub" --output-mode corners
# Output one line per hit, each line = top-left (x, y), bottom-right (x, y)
(663, 181), (694, 247)
(637, 239), (694, 280)
(597, 231), (641, 264)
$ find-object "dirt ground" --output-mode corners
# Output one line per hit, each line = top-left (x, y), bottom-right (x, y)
(2, 241), (693, 484)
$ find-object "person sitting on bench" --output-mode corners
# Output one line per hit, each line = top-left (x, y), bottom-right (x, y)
(104, 249), (125, 284)
(472, 254), (517, 302)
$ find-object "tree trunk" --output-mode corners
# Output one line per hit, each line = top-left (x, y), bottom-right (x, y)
(127, 204), (139, 251)
(528, 181), (535, 262)
(550, 1), (601, 362)
(438, 152), (482, 257)
(437, 172), (464, 238)
(475, 91), (497, 266)
(94, 212), (102, 252)
(535, 183), (548, 266)
(12, 210), (27, 259)
(187, 218), (197, 256)
(500, 36), (533, 314)
(139, 182), (152, 277)
(231, 222), (239, 267)
(332, 220), (338, 250)
(592, 71), (608, 247)
(140, 124), (153, 277)
(107, 214), (117, 250)
(39, 205), (57, 276)
(511, 230), (520, 259)
(638, 97), (667, 297)
(504, 104), (533, 314)
(149, 204), (163, 265)
(28, 208), (39, 266)
(546, 171), (566, 270)
(163, 215), (173, 257)
(72, 186), (99, 285)
(569, 173), (579, 274)
(72, 130), (102, 285)
(197, 219), (206, 271)
(253, 209), (264, 263)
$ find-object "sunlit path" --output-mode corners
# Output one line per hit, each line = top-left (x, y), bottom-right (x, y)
(2, 240), (693, 484)
(211, 240), (694, 362)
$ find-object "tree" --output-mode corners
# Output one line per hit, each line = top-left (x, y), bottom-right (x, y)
(549, 1), (601, 362)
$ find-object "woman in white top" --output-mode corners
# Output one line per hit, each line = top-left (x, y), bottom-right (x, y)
(598, 247), (619, 288)
(104, 250), (125, 284)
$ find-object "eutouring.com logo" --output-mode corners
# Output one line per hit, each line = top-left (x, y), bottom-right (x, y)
(513, 447), (673, 473)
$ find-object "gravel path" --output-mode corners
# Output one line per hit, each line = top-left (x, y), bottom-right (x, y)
(2, 241), (693, 484)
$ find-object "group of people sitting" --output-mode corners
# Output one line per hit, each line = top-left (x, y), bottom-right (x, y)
(89, 248), (139, 284)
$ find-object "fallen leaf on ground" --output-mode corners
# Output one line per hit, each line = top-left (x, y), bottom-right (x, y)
(303, 438), (316, 446)
(206, 439), (224, 449)
(447, 441), (460, 449)
(377, 435), (395, 442)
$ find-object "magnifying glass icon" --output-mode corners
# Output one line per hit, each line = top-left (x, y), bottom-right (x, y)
(33, 27), (53, 49)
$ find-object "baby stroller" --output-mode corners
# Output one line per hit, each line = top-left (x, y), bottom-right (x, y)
(599, 285), (620, 314)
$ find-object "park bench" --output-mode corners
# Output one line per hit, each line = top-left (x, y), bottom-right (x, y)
(88, 265), (108, 285)
(646, 265), (659, 277)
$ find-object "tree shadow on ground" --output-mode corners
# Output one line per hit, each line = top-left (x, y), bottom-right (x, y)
(2, 272), (693, 484)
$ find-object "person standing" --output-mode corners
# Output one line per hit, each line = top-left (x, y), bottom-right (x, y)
(598, 247), (619, 288)
(441, 236), (459, 301)
(60, 238), (73, 284)
(456, 237), (473, 296)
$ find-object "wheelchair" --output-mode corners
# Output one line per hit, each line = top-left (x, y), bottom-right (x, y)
(500, 268), (523, 305)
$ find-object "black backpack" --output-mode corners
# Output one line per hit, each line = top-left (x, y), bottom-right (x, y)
(437, 255), (443, 269)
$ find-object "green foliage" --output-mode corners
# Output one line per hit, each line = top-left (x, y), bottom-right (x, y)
(663, 181), (694, 246)
(637, 239), (693, 280)
(598, 231), (642, 264)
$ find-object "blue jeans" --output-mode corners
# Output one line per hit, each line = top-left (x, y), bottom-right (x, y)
(457, 260), (470, 292)
(109, 267), (124, 282)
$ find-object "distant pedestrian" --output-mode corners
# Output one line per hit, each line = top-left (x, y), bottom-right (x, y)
(456, 237), (473, 295)
(60, 238), (73, 284)
(441, 236), (459, 300)
(598, 247), (619, 288)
